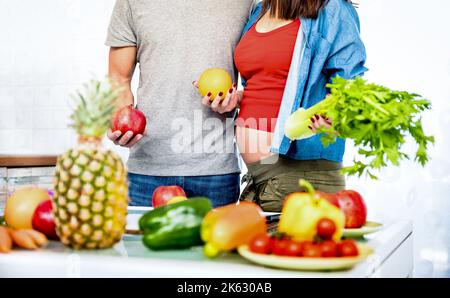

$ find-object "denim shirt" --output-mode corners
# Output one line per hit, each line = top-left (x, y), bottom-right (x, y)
(240, 0), (368, 162)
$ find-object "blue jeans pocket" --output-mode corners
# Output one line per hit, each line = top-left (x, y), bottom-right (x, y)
(128, 173), (153, 207)
(185, 173), (240, 208)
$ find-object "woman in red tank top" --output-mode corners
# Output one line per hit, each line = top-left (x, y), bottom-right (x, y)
(196, 0), (364, 212)
(235, 18), (300, 133)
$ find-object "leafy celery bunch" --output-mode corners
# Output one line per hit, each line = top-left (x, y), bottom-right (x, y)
(285, 76), (435, 179)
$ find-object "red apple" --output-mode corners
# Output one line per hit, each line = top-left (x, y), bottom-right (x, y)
(317, 191), (340, 208)
(32, 200), (59, 240)
(152, 186), (186, 208)
(326, 190), (367, 229)
(112, 105), (147, 135)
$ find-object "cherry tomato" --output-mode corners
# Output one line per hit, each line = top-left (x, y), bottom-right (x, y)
(272, 239), (290, 256)
(284, 241), (303, 257)
(338, 240), (359, 257)
(317, 218), (337, 239)
(249, 234), (272, 254)
(269, 236), (277, 251)
(321, 240), (338, 257)
(302, 242), (323, 258)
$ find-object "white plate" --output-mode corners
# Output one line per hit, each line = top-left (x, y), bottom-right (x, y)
(343, 221), (383, 238)
(125, 207), (152, 234)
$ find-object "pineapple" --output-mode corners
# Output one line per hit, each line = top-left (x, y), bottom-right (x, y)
(53, 79), (128, 249)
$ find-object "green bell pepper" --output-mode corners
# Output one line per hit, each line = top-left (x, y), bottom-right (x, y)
(139, 197), (212, 250)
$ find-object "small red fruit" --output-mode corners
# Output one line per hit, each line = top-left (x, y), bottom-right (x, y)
(321, 240), (338, 257)
(249, 234), (272, 255)
(284, 241), (303, 257)
(329, 190), (367, 229)
(317, 191), (340, 208)
(317, 218), (337, 239)
(111, 105), (147, 136)
(32, 200), (58, 240)
(302, 242), (323, 258)
(272, 239), (290, 256)
(152, 186), (186, 208)
(338, 240), (359, 257)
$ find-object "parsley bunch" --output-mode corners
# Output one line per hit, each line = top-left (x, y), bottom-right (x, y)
(286, 76), (435, 179)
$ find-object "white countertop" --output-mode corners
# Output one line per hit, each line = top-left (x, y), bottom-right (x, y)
(0, 220), (413, 278)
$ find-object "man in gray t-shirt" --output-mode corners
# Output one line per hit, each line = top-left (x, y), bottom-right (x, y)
(105, 0), (252, 207)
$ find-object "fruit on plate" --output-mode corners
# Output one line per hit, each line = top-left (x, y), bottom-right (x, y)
(249, 234), (273, 255)
(201, 202), (267, 258)
(139, 198), (212, 250)
(111, 105), (147, 135)
(248, 233), (358, 258)
(4, 187), (51, 230)
(324, 190), (367, 228)
(302, 242), (323, 258)
(32, 200), (58, 240)
(317, 191), (340, 208)
(337, 239), (359, 257)
(272, 238), (290, 256)
(284, 240), (303, 257)
(316, 218), (336, 240)
(53, 79), (128, 249)
(152, 186), (186, 208)
(0, 226), (48, 253)
(320, 240), (338, 257)
(198, 68), (233, 101)
(278, 180), (345, 242)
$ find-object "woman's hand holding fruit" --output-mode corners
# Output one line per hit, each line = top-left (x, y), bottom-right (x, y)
(207, 85), (242, 114)
(193, 80), (242, 114)
(194, 68), (242, 114)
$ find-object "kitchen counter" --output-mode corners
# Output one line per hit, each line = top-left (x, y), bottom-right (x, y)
(0, 155), (57, 167)
(0, 220), (413, 278)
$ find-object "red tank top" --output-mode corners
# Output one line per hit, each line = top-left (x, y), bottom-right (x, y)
(234, 19), (300, 132)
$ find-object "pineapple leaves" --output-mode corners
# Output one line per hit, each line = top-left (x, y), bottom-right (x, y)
(69, 79), (121, 138)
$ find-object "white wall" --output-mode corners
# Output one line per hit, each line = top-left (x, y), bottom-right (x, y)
(350, 0), (450, 277)
(0, 0), (119, 155)
(0, 0), (449, 277)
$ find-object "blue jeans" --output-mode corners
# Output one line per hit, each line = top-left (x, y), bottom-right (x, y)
(128, 172), (240, 208)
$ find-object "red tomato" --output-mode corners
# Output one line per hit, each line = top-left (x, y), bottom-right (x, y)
(284, 241), (303, 257)
(321, 240), (338, 257)
(249, 234), (272, 254)
(302, 242), (323, 258)
(269, 236), (276, 248)
(272, 239), (290, 256)
(338, 240), (359, 257)
(317, 218), (336, 240)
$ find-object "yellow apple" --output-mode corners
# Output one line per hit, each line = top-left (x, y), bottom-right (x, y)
(5, 187), (51, 229)
(167, 196), (188, 205)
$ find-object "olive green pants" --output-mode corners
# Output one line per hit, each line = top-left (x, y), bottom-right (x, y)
(240, 155), (345, 212)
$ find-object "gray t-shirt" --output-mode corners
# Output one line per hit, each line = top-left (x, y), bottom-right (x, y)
(106, 0), (252, 176)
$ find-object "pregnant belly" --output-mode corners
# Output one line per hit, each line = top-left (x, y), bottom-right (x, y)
(236, 126), (275, 164)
